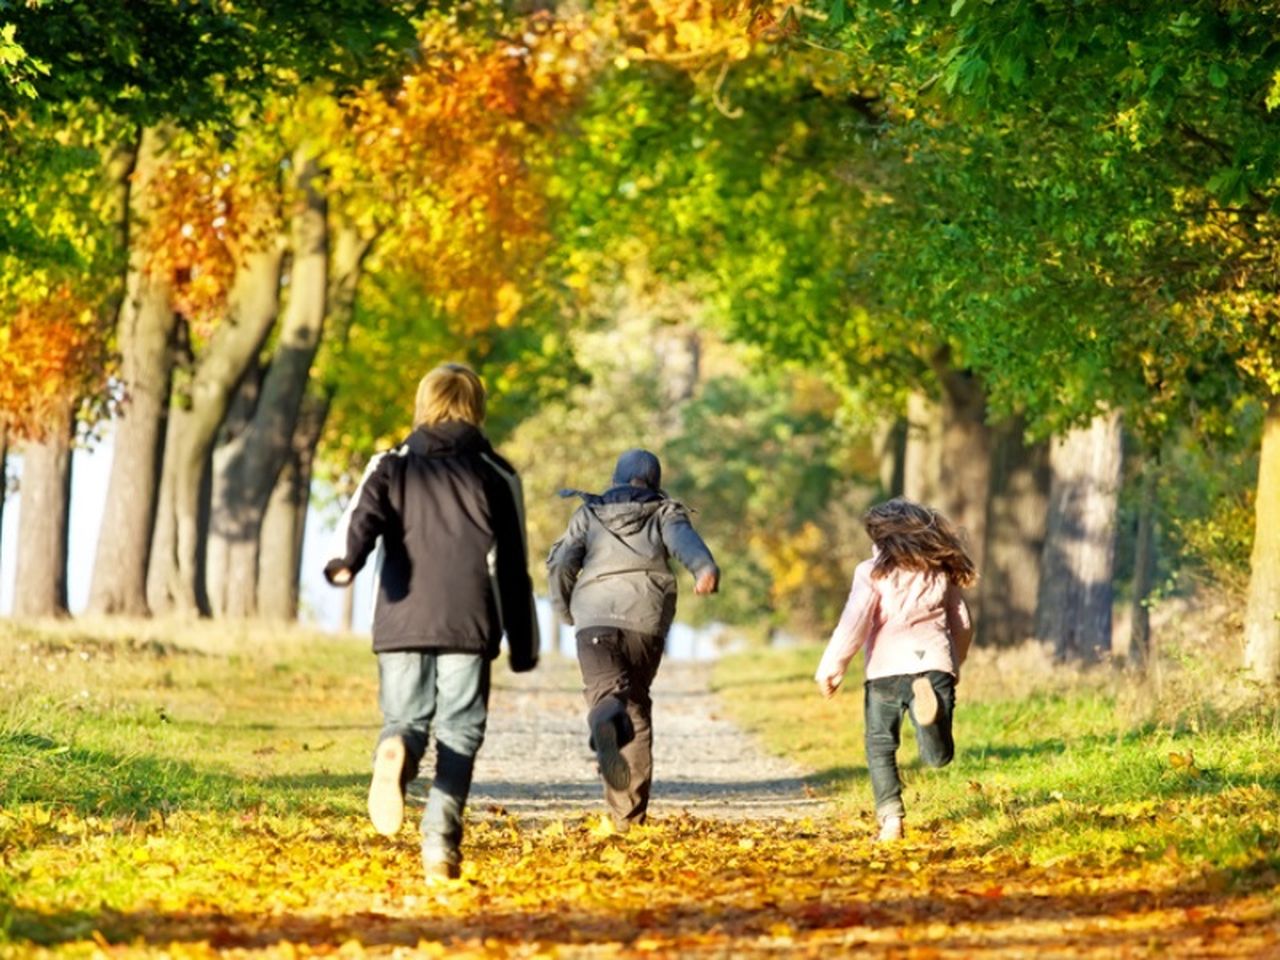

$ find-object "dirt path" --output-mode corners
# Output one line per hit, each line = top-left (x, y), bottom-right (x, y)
(448, 653), (827, 822)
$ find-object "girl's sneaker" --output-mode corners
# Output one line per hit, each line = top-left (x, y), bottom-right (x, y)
(878, 816), (904, 842)
(368, 735), (406, 836)
(911, 676), (938, 726)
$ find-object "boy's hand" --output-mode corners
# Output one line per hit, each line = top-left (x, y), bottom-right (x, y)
(694, 569), (719, 595)
(324, 560), (354, 586)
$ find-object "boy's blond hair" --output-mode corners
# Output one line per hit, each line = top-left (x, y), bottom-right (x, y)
(414, 363), (486, 428)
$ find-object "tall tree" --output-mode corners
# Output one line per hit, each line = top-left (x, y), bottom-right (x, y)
(206, 147), (329, 617)
(1035, 412), (1125, 661)
(86, 126), (177, 615)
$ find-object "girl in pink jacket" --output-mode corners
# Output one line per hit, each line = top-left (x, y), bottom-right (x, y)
(815, 498), (976, 841)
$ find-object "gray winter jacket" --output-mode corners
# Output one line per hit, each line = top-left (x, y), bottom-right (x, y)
(547, 487), (718, 638)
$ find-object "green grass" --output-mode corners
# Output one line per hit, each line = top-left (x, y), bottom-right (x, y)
(2, 619), (1278, 955)
(0, 619), (381, 821)
(711, 642), (1280, 878)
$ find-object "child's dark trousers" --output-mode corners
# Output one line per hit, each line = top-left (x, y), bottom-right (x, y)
(576, 626), (664, 827)
(864, 670), (956, 822)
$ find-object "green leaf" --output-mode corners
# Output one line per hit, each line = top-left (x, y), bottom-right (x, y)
(951, 0), (967, 15)
(1208, 63), (1228, 88)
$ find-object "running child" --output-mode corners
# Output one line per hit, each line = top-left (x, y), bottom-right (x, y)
(814, 497), (975, 841)
(547, 449), (719, 831)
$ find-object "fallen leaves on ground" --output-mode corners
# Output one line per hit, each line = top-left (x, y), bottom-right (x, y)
(3, 806), (1277, 958)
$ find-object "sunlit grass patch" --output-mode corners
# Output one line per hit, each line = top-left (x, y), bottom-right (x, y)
(712, 641), (1280, 880)
(2, 619), (1278, 957)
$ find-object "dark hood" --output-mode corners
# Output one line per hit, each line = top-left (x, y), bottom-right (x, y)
(558, 483), (666, 535)
(558, 448), (666, 515)
(406, 420), (491, 457)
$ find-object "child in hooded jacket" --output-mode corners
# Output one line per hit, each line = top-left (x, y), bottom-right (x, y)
(547, 449), (719, 831)
(324, 363), (538, 881)
(815, 497), (975, 841)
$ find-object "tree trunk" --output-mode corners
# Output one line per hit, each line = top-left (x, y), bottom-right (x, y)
(88, 126), (178, 617)
(903, 390), (942, 506)
(147, 245), (285, 615)
(209, 148), (329, 619)
(13, 406), (75, 619)
(1035, 410), (1124, 662)
(937, 369), (992, 578)
(1128, 454), (1158, 670)
(205, 360), (263, 616)
(257, 392), (329, 622)
(1243, 396), (1280, 683)
(874, 417), (907, 499)
(980, 419), (1050, 647)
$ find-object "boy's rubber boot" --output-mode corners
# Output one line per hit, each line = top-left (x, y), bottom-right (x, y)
(911, 676), (939, 727)
(592, 720), (631, 791)
(424, 859), (461, 882)
(368, 735), (407, 836)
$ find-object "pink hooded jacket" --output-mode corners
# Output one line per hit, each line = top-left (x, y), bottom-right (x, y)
(815, 553), (973, 690)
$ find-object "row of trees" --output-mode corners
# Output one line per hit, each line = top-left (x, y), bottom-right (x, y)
(1, 1), (1276, 683)
(517, 0), (1278, 678)
(0, 1), (587, 621)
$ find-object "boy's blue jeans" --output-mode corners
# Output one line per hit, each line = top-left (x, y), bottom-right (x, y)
(864, 670), (956, 822)
(376, 651), (490, 866)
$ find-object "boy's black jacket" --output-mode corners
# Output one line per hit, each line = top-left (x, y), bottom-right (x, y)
(325, 420), (538, 669)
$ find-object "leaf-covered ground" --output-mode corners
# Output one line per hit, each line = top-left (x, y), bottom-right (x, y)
(2, 621), (1278, 958)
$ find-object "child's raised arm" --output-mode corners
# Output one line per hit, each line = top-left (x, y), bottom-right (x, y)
(814, 561), (878, 697)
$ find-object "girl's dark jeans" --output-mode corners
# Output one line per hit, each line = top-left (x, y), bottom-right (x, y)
(864, 670), (956, 822)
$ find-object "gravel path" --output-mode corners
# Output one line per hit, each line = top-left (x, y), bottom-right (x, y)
(440, 654), (827, 822)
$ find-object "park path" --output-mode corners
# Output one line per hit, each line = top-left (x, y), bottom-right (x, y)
(440, 653), (828, 822)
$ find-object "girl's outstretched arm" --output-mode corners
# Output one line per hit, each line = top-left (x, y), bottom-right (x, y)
(814, 560), (877, 697)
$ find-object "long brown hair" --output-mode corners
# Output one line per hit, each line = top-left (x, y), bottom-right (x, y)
(862, 498), (976, 588)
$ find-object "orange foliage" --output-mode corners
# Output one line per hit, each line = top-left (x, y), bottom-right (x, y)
(0, 285), (110, 440)
(617, 0), (797, 64)
(138, 151), (279, 337)
(345, 14), (592, 332)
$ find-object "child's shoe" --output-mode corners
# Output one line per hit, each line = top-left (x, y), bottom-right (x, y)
(592, 720), (631, 791)
(368, 735), (406, 836)
(878, 815), (904, 842)
(911, 676), (938, 726)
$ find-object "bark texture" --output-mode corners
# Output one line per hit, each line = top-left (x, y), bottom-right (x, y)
(903, 391), (942, 506)
(1035, 411), (1124, 661)
(1244, 397), (1280, 683)
(257, 393), (329, 621)
(13, 407), (75, 619)
(875, 418), (907, 499)
(88, 126), (178, 616)
(980, 420), (1050, 647)
(147, 245), (284, 615)
(937, 369), (992, 578)
(208, 150), (329, 618)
